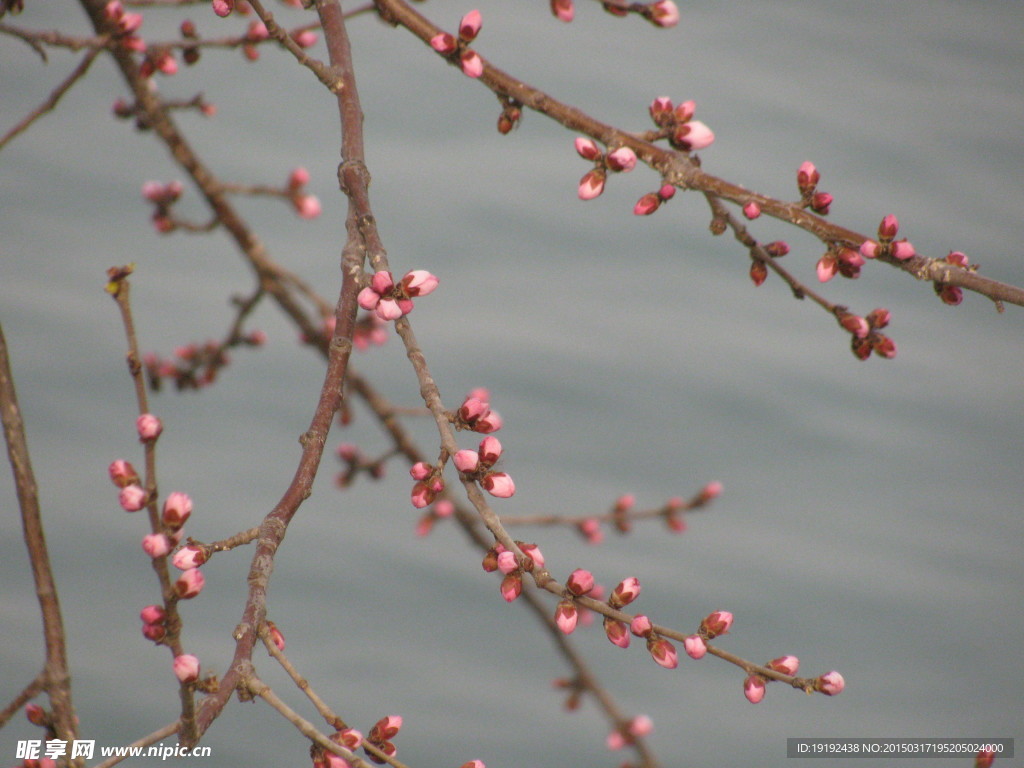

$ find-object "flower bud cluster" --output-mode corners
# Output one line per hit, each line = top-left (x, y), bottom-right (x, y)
(633, 182), (676, 216)
(366, 715), (402, 763)
(743, 655), (799, 704)
(859, 214), (916, 262)
(606, 714), (654, 750)
(143, 332), (263, 392)
(934, 251), (970, 306)
(453, 436), (516, 498)
(648, 96), (715, 152)
(430, 10), (485, 78)
(141, 180), (184, 233)
(574, 137), (638, 201)
(817, 246), (865, 282)
(796, 161), (832, 215)
(554, 568), (595, 634)
(104, 0), (144, 52)
(335, 442), (386, 488)
(453, 389), (503, 433)
(482, 541), (544, 602)
(357, 269), (439, 322)
(843, 307), (896, 361)
(415, 498), (454, 537)
(409, 461), (445, 509)
(287, 166), (321, 220)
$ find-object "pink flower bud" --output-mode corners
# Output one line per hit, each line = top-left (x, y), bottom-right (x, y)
(634, 193), (660, 216)
(859, 239), (880, 259)
(477, 436), (502, 466)
(701, 610), (733, 638)
(409, 461), (432, 480)
(838, 247), (864, 269)
(872, 334), (897, 359)
(937, 284), (963, 305)
(577, 168), (606, 200)
(768, 655), (799, 676)
(173, 654), (200, 683)
(891, 240), (915, 260)
(700, 481), (723, 501)
(647, 636), (678, 669)
(142, 622), (166, 642)
(816, 254), (837, 283)
(742, 200), (761, 219)
(946, 250), (969, 267)
(25, 703), (47, 726)
(454, 449), (480, 473)
(630, 614), (653, 637)
(496, 550), (518, 574)
(172, 545), (208, 570)
(815, 670), (845, 696)
(658, 183), (676, 201)
(162, 491), (193, 529)
(175, 567), (205, 599)
(743, 674), (766, 703)
(866, 308), (891, 328)
(839, 313), (870, 339)
(606, 146), (637, 172)
(797, 161), (819, 191)
(519, 541), (544, 569)
(136, 413), (163, 441)
(648, 0), (679, 27)
(212, 0), (233, 16)
(295, 30), (317, 47)
(109, 459), (139, 488)
(603, 617), (631, 648)
(500, 572), (522, 602)
(550, 0), (574, 22)
(332, 728), (363, 750)
(764, 240), (789, 257)
(401, 269), (439, 297)
(294, 194), (322, 219)
(430, 32), (456, 54)
(811, 191), (832, 215)
(574, 136), (601, 161)
(606, 731), (626, 751)
(140, 604), (166, 624)
(434, 499), (454, 517)
(673, 120), (714, 151)
(567, 568), (595, 596)
(878, 214), (899, 240)
(610, 576), (641, 608)
(460, 50), (483, 78)
(482, 471), (515, 498)
(649, 96), (673, 123)
(458, 9), (482, 41)
(629, 714), (653, 737)
(555, 600), (578, 634)
(410, 480), (436, 509)
(683, 634), (706, 659)
(577, 517), (603, 544)
(142, 533), (172, 558)
(673, 99), (696, 123)
(370, 715), (403, 742)
(119, 484), (147, 512)
(264, 620), (285, 650)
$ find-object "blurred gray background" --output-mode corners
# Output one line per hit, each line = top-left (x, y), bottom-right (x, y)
(2, 2), (1022, 767)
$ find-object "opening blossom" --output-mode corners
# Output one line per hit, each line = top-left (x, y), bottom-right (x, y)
(357, 269), (439, 322)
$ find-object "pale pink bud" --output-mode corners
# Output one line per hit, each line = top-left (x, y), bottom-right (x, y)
(155, 51), (178, 75)
(634, 193), (660, 216)
(768, 655), (799, 676)
(606, 731), (626, 751)
(136, 413), (163, 441)
(246, 19), (268, 40)
(606, 147), (637, 172)
(108, 459), (139, 488)
(629, 714), (653, 737)
(630, 614), (653, 637)
(673, 120), (715, 150)
(797, 161), (819, 190)
(496, 550), (518, 574)
(140, 604), (165, 624)
(742, 200), (761, 219)
(375, 298), (404, 322)
(946, 250), (969, 267)
(816, 254), (838, 283)
(673, 99), (696, 123)
(409, 461), (432, 480)
(578, 517), (603, 544)
(550, 0), (573, 22)
(648, 0), (679, 27)
(402, 269), (439, 297)
(649, 96), (673, 123)
(477, 435), (502, 466)
(162, 491), (193, 529)
(603, 617), (631, 648)
(500, 572), (522, 602)
(266, 620), (286, 650)
(475, 409), (502, 433)
(119, 484), (147, 512)
(700, 481), (723, 501)
(460, 50), (483, 78)
(610, 576), (641, 608)
(458, 9), (482, 41)
(175, 567), (205, 599)
(683, 634), (706, 659)
(701, 610), (733, 638)
(840, 313), (870, 339)
(518, 541), (544, 570)
(434, 499), (454, 517)
(878, 214), (899, 240)
(294, 194), (322, 219)
(142, 533), (172, 558)
(430, 32), (456, 53)
(172, 545), (208, 570)
(555, 600), (578, 634)
(370, 715), (402, 741)
(410, 480), (436, 508)
(891, 240), (915, 260)
(294, 30), (317, 47)
(577, 169), (605, 200)
(212, 0), (233, 17)
(574, 136), (601, 161)
(173, 654), (200, 683)
(647, 636), (678, 669)
(743, 675), (766, 703)
(859, 239), (880, 259)
(454, 449), (480, 473)
(357, 286), (381, 312)
(482, 471), (515, 497)
(566, 568), (595, 596)
(815, 670), (845, 695)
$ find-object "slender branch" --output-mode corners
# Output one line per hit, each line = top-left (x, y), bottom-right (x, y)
(90, 720), (181, 768)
